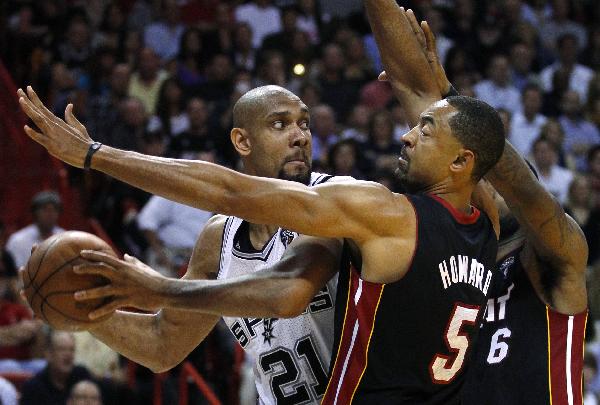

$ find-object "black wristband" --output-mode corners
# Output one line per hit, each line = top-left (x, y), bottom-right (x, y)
(84, 142), (102, 171)
(443, 85), (459, 98)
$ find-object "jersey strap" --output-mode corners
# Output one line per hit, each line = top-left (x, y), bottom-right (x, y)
(547, 307), (588, 405)
(322, 266), (384, 405)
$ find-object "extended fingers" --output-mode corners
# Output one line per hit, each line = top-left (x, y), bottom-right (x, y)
(74, 284), (121, 301)
(26, 86), (58, 121)
(422, 21), (438, 60)
(80, 250), (123, 267)
(88, 299), (127, 320)
(73, 262), (116, 279)
(24, 125), (46, 145)
(406, 9), (426, 48)
(64, 103), (88, 134)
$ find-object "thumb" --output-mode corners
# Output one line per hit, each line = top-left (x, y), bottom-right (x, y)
(123, 253), (143, 265)
(64, 104), (89, 135)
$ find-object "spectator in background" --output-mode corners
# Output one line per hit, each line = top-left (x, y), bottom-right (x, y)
(564, 176), (600, 265)
(532, 136), (574, 204)
(540, 33), (594, 103)
(93, 2), (127, 52)
(364, 109), (403, 174)
(262, 6), (299, 56)
(509, 42), (539, 91)
(86, 63), (131, 145)
(148, 78), (189, 139)
(128, 48), (168, 115)
(143, 0), (184, 62)
(509, 84), (548, 156)
(424, 7), (453, 65)
(57, 17), (92, 73)
(558, 90), (600, 171)
(6, 191), (64, 268)
(317, 43), (359, 120)
(497, 108), (512, 138)
(232, 23), (256, 73)
(253, 51), (289, 89)
(341, 104), (371, 143)
(583, 27), (600, 72)
(587, 74), (600, 130)
(234, 0), (281, 49)
(310, 104), (339, 162)
(343, 33), (374, 86)
(539, 0), (587, 56)
(539, 118), (572, 168)
(168, 98), (218, 160)
(0, 247), (44, 374)
(66, 380), (102, 405)
(137, 195), (213, 276)
(175, 28), (206, 96)
(328, 139), (364, 179)
(474, 54), (522, 115)
(108, 97), (149, 152)
(296, 0), (322, 44)
(21, 331), (92, 405)
(389, 101), (410, 141)
(198, 54), (234, 104)
(588, 145), (600, 205)
(584, 351), (600, 405)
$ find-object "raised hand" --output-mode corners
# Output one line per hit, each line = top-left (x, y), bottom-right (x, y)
(379, 9), (450, 97)
(73, 251), (169, 320)
(17, 86), (93, 168)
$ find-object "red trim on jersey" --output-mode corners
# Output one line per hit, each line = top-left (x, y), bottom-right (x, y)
(547, 307), (587, 405)
(322, 267), (384, 405)
(402, 196), (419, 279)
(429, 194), (480, 225)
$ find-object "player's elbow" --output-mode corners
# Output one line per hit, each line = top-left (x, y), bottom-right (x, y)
(271, 284), (313, 318)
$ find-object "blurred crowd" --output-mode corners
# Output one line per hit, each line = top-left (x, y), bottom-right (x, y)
(2, 0), (600, 403)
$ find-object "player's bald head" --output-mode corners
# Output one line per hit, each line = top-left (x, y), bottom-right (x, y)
(233, 85), (301, 131)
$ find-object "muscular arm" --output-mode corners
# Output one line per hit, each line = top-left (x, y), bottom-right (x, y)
(18, 87), (410, 243)
(86, 215), (224, 373)
(486, 142), (588, 313)
(79, 234), (343, 320)
(363, 1), (441, 123)
(159, 236), (342, 318)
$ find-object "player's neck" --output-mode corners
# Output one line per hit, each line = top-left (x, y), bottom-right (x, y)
(423, 182), (473, 214)
(248, 223), (279, 250)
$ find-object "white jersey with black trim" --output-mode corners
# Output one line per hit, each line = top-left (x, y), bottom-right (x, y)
(218, 172), (349, 405)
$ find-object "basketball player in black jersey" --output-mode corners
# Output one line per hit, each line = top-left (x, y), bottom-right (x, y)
(367, 4), (589, 404)
(18, 42), (505, 404)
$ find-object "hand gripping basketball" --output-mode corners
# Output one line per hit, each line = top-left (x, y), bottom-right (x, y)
(73, 252), (168, 320)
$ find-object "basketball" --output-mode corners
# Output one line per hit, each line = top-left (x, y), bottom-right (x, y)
(22, 231), (116, 331)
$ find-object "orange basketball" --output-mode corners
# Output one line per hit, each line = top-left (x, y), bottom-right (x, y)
(22, 231), (116, 331)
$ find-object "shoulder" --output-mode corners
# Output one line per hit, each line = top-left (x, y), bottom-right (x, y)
(186, 215), (229, 280)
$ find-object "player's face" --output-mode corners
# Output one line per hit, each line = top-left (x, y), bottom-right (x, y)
(252, 95), (313, 184)
(397, 100), (464, 192)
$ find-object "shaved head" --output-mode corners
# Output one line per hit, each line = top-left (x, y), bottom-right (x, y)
(233, 85), (301, 130)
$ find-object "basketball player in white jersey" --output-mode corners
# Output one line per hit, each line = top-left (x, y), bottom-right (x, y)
(25, 86), (348, 405)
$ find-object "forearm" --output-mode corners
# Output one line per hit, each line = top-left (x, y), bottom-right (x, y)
(161, 270), (314, 319)
(486, 141), (545, 205)
(364, 0), (440, 122)
(89, 309), (215, 372)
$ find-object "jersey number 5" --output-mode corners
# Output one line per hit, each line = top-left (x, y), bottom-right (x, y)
(429, 303), (480, 384)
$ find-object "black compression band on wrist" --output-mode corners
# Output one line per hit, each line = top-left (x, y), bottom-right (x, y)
(443, 85), (459, 98)
(84, 142), (102, 171)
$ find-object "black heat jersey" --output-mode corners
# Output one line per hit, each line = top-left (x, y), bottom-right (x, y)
(322, 194), (498, 405)
(462, 246), (588, 405)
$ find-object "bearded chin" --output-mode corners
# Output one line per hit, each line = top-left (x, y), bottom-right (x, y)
(395, 167), (426, 193)
(278, 167), (312, 185)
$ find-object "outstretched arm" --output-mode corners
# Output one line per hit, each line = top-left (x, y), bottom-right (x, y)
(75, 234), (343, 320)
(363, 2), (442, 123)
(84, 215), (225, 373)
(486, 143), (588, 313)
(18, 87), (409, 243)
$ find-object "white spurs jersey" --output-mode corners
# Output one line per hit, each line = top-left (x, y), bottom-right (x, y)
(218, 173), (349, 405)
